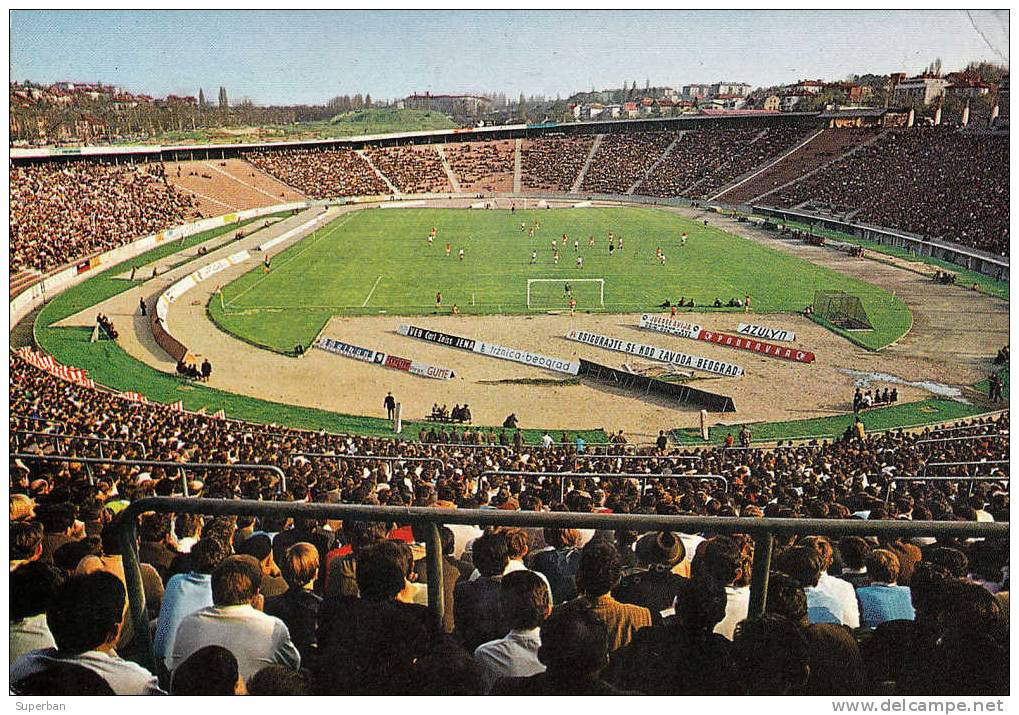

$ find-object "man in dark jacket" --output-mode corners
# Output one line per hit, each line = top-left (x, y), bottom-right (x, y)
(453, 531), (509, 651)
(265, 542), (322, 667)
(613, 531), (687, 616)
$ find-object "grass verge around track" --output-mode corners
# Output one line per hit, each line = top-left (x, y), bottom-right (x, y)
(209, 207), (912, 353)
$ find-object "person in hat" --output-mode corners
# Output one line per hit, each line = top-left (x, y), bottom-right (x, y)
(612, 531), (688, 615)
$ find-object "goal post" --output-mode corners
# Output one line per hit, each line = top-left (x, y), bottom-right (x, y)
(527, 278), (604, 310)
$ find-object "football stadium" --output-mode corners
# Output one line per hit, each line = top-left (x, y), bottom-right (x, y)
(8, 9), (1010, 701)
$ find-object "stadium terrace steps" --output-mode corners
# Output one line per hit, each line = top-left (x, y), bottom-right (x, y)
(434, 145), (463, 193)
(571, 133), (604, 193)
(513, 138), (522, 193)
(9, 269), (42, 299)
(356, 149), (401, 195)
(710, 128), (824, 203)
(165, 159), (304, 217)
(627, 132), (684, 195)
(444, 140), (515, 193)
(746, 128), (888, 206)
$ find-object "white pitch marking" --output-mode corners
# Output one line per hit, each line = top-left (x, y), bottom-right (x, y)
(362, 275), (383, 307)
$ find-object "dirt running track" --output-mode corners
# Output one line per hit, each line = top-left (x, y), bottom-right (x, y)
(61, 198), (1008, 441)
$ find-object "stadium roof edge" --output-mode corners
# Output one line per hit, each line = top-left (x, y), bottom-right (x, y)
(8, 111), (822, 160)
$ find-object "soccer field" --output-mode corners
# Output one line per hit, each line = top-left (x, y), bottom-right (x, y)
(208, 206), (910, 352)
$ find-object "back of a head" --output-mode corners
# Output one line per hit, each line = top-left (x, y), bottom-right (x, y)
(471, 531), (510, 577)
(543, 527), (580, 550)
(11, 561), (64, 621)
(865, 549), (900, 584)
(942, 580), (1008, 643)
(10, 520), (44, 561)
(909, 561), (953, 618)
(674, 572), (729, 633)
(236, 533), (272, 563)
(35, 502), (76, 534)
(47, 571), (126, 654)
(343, 519), (388, 551)
(500, 569), (551, 631)
(190, 536), (232, 575)
(171, 645), (241, 695)
(211, 555), (263, 607)
(282, 542), (319, 589)
(356, 541), (411, 600)
(926, 547), (969, 578)
(576, 540), (622, 597)
(12, 661), (115, 696)
(693, 536), (743, 586)
(410, 642), (484, 696)
(838, 536), (870, 571)
(540, 604), (609, 677)
(765, 571), (808, 626)
(246, 665), (310, 696)
(138, 512), (171, 542)
(775, 545), (823, 588)
(733, 614), (810, 695)
(502, 528), (529, 560)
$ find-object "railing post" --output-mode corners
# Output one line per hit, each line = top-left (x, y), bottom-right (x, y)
(747, 530), (774, 617)
(118, 513), (154, 672)
(423, 522), (445, 624)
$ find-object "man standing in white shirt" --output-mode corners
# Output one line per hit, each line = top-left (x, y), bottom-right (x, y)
(777, 545), (854, 626)
(695, 536), (749, 640)
(11, 572), (164, 695)
(474, 570), (551, 693)
(801, 537), (860, 628)
(170, 555), (300, 681)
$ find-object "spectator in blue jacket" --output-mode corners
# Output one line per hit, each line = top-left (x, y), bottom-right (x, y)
(856, 549), (915, 628)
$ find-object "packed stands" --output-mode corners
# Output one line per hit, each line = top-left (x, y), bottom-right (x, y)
(766, 127), (1010, 255)
(445, 140), (516, 192)
(244, 147), (388, 199)
(717, 128), (879, 205)
(10, 162), (200, 275)
(521, 135), (595, 192)
(581, 131), (678, 194)
(362, 145), (452, 194)
(688, 125), (816, 199)
(163, 159), (305, 216)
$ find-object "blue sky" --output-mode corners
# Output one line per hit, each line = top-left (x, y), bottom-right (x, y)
(9, 10), (1009, 105)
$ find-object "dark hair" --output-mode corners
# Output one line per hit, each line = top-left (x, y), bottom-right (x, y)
(733, 614), (809, 695)
(342, 520), (388, 552)
(34, 503), (77, 533)
(410, 642), (483, 696)
(237, 533), (272, 562)
(246, 665), (310, 696)
(47, 572), (126, 654)
(502, 528), (529, 560)
(12, 662), (115, 696)
(356, 541), (410, 600)
(576, 540), (622, 597)
(190, 536), (232, 575)
(99, 513), (126, 556)
(10, 520), (44, 561)
(52, 537), (101, 574)
(11, 561), (65, 621)
(138, 512), (171, 542)
(175, 513), (203, 538)
(775, 545), (824, 588)
(694, 536), (743, 586)
(838, 536), (870, 571)
(539, 604), (609, 675)
(910, 561), (953, 617)
(866, 549), (900, 584)
(171, 645), (240, 695)
(500, 569), (551, 630)
(926, 547), (970, 578)
(765, 571), (808, 625)
(674, 573), (729, 632)
(211, 555), (263, 606)
(471, 531), (510, 577)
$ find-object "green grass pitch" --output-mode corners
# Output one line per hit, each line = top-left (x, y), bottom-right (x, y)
(208, 207), (911, 353)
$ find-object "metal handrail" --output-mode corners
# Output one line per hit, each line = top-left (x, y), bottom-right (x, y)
(12, 430), (148, 458)
(575, 453), (702, 462)
(915, 434), (1007, 445)
(11, 413), (66, 429)
(291, 453), (444, 471)
(922, 422), (1007, 436)
(9, 454), (286, 494)
(885, 474), (1010, 502)
(923, 459), (1009, 473)
(116, 496), (1009, 673)
(479, 469), (729, 502)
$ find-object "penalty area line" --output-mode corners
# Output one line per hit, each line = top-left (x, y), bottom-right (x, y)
(362, 275), (383, 307)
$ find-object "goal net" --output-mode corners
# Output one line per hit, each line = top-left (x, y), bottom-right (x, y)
(813, 290), (872, 330)
(527, 278), (604, 310)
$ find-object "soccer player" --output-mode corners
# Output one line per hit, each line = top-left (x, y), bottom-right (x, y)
(263, 254), (271, 273)
(564, 283), (572, 297)
(458, 247), (465, 261)
(520, 221), (526, 232)
(427, 233), (433, 246)
(576, 256), (583, 269)
(568, 297), (577, 316)
(530, 250), (537, 264)
(588, 235), (595, 247)
(618, 236), (624, 250)
(681, 232), (688, 246)
(608, 240), (615, 256)
(553, 249), (560, 265)
(573, 239), (579, 252)
(445, 242), (452, 257)
(436, 291), (442, 308)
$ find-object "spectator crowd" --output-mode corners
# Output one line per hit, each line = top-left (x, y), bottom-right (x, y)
(8, 350), (1009, 696)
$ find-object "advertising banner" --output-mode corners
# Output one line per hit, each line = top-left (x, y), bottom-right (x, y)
(398, 324), (579, 375)
(315, 337), (454, 380)
(639, 313), (702, 340)
(737, 322), (796, 342)
(698, 330), (815, 363)
(566, 330), (743, 377)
